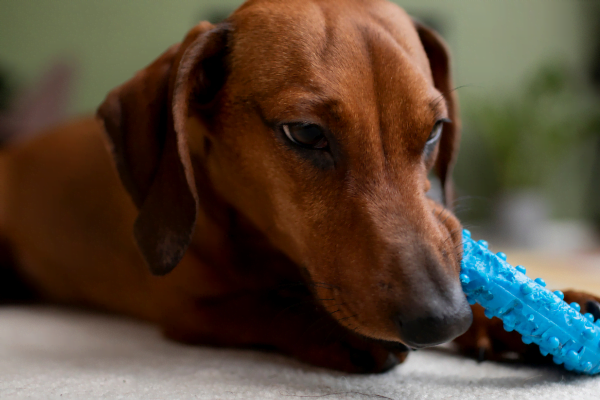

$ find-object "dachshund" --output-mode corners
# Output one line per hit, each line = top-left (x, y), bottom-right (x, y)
(1, 0), (599, 373)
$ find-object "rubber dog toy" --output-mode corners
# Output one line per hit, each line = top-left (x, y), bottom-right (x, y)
(460, 229), (600, 374)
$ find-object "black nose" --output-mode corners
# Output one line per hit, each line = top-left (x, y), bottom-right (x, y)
(395, 286), (473, 348)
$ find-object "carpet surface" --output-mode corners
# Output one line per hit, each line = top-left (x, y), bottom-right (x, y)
(1, 306), (598, 400)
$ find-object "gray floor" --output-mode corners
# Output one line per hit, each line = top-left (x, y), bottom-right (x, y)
(1, 306), (598, 400)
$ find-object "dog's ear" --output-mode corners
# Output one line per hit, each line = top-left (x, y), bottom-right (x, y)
(414, 21), (461, 208)
(97, 22), (230, 276)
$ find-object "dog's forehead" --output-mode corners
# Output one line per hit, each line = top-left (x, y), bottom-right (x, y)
(228, 0), (432, 92)
(226, 0), (444, 166)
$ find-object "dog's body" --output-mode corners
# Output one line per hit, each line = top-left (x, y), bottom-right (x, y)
(1, 0), (599, 373)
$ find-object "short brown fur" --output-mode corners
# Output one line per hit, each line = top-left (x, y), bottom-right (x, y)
(1, 0), (598, 372)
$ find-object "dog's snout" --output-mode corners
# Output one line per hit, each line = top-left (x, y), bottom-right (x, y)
(394, 286), (472, 348)
(396, 307), (472, 348)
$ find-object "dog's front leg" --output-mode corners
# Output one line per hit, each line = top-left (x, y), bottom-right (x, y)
(160, 290), (406, 373)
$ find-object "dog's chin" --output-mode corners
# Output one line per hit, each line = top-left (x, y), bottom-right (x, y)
(349, 327), (448, 352)
(343, 326), (412, 353)
(376, 339), (412, 353)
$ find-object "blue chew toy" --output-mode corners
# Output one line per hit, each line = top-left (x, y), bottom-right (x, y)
(460, 229), (600, 374)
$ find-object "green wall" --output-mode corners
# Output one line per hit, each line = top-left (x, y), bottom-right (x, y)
(0, 0), (594, 115)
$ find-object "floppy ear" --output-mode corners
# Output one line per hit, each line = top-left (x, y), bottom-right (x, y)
(414, 21), (461, 208)
(97, 22), (231, 276)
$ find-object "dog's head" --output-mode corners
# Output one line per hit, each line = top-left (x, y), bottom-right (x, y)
(98, 0), (472, 349)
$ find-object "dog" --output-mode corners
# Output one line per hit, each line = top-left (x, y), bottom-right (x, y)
(1, 0), (599, 373)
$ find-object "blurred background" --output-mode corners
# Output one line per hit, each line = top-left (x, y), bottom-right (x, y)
(1, 0), (599, 261)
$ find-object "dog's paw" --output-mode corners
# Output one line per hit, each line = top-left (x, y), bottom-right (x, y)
(561, 290), (600, 320)
(454, 304), (544, 363)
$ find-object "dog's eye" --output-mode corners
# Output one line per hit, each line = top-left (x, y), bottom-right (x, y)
(426, 120), (447, 145)
(282, 123), (328, 149)
(424, 119), (450, 158)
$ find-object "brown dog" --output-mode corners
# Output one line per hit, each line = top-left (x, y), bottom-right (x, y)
(1, 0), (598, 373)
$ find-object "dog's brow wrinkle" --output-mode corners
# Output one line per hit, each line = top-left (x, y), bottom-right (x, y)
(367, 11), (400, 43)
(358, 22), (437, 164)
(317, 7), (335, 61)
(357, 26), (386, 162)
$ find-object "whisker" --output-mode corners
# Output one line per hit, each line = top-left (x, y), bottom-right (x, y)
(461, 223), (481, 231)
(306, 301), (352, 336)
(307, 305), (349, 337)
(453, 242), (465, 250)
(452, 205), (472, 214)
(430, 93), (446, 109)
(451, 84), (480, 93)
(446, 227), (463, 239)
(440, 212), (454, 226)
(450, 195), (492, 209)
(437, 207), (446, 219)
(336, 314), (358, 323)
(441, 232), (455, 247)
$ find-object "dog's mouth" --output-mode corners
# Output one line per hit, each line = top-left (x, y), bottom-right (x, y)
(377, 338), (413, 352)
(298, 198), (471, 349)
(306, 260), (472, 349)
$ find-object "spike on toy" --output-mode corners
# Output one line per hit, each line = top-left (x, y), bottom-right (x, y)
(461, 229), (600, 375)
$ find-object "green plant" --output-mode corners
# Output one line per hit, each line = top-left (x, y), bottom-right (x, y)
(466, 64), (600, 191)
(454, 62), (600, 222)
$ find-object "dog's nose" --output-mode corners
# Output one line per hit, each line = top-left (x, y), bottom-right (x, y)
(395, 285), (472, 348)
